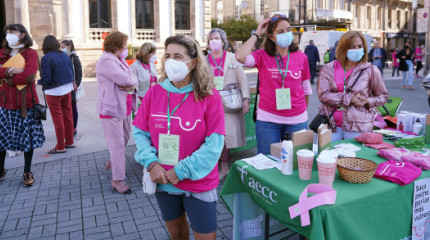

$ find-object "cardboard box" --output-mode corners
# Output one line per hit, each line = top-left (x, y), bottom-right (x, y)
(292, 130), (313, 170)
(318, 128), (332, 153)
(270, 142), (282, 159)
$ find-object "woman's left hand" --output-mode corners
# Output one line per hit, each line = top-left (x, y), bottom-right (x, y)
(119, 86), (134, 92)
(165, 169), (180, 185)
(242, 99), (250, 115)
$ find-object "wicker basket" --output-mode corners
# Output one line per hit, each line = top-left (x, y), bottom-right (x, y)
(337, 157), (378, 184)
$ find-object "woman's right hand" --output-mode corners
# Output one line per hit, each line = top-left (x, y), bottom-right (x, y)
(149, 164), (168, 184)
(351, 93), (366, 108)
(256, 18), (271, 36)
(11, 68), (24, 75)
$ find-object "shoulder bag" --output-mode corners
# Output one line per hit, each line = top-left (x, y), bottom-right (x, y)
(32, 56), (48, 121)
(309, 68), (365, 133)
(219, 83), (243, 113)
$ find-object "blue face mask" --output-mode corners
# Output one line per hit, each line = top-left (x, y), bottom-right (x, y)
(347, 48), (364, 62)
(61, 48), (68, 54)
(275, 31), (294, 48)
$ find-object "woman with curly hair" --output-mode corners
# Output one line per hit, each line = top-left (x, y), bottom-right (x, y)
(133, 34), (225, 239)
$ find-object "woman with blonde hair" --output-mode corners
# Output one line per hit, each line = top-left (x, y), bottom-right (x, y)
(96, 31), (138, 194)
(133, 34), (225, 240)
(130, 42), (158, 100)
(206, 28), (250, 180)
(317, 31), (388, 141)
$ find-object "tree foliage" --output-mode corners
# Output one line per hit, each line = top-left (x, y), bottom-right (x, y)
(211, 15), (258, 43)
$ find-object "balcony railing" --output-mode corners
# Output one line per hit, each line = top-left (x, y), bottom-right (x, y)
(89, 28), (112, 42)
(136, 29), (156, 41)
(175, 30), (193, 37)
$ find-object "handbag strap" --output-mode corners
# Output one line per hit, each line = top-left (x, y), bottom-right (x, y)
(36, 56), (47, 106)
(328, 68), (365, 118)
(252, 73), (260, 123)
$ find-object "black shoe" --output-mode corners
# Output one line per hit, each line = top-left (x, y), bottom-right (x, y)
(0, 169), (6, 181)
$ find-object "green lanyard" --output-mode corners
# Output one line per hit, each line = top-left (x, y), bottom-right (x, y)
(275, 52), (290, 89)
(343, 67), (347, 93)
(210, 51), (224, 76)
(167, 91), (190, 135)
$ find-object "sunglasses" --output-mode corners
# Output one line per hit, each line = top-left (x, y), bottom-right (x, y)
(270, 14), (287, 21)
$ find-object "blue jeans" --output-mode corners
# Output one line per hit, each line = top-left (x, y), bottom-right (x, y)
(256, 120), (308, 155)
(402, 60), (414, 86)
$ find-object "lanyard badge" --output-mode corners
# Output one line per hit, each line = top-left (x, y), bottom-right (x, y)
(158, 91), (190, 166)
(211, 52), (225, 90)
(275, 52), (292, 110)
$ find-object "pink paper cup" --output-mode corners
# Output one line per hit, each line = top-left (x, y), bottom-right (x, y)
(297, 150), (315, 180)
(317, 161), (337, 187)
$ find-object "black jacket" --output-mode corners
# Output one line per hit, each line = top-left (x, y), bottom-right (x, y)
(368, 48), (387, 68)
(70, 52), (83, 101)
(396, 49), (414, 71)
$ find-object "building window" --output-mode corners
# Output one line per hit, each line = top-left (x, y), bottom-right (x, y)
(136, 0), (154, 29)
(413, 12), (417, 32)
(175, 0), (190, 30)
(388, 9), (392, 28)
(404, 11), (409, 30)
(89, 0), (111, 28)
(396, 10), (401, 29)
(260, 0), (264, 14)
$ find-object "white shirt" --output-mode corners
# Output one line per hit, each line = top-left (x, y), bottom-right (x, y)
(45, 82), (74, 96)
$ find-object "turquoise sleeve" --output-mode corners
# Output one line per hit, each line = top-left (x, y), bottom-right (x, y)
(132, 126), (158, 168)
(174, 133), (224, 181)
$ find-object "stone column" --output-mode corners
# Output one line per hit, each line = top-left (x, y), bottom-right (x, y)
(14, 0), (31, 33)
(117, 0), (132, 38)
(159, 0), (173, 42)
(63, 0), (84, 46)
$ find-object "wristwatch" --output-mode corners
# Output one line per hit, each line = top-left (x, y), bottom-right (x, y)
(243, 97), (251, 102)
(251, 30), (260, 40)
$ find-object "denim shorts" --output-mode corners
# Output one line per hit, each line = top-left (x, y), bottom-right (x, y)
(155, 191), (217, 234)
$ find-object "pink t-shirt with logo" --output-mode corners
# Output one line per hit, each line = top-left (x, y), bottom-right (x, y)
(208, 51), (226, 77)
(415, 47), (423, 60)
(250, 49), (311, 117)
(333, 61), (354, 127)
(132, 84), (226, 192)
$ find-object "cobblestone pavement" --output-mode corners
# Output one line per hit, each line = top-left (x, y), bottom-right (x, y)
(0, 146), (257, 240)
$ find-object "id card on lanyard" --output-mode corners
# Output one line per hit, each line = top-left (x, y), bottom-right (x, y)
(275, 52), (292, 110)
(141, 62), (157, 86)
(210, 52), (225, 91)
(158, 91), (189, 166)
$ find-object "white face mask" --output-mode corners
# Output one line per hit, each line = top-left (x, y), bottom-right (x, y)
(165, 58), (194, 82)
(149, 54), (157, 64)
(6, 33), (20, 46)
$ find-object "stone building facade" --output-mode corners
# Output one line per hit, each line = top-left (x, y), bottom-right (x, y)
(211, 0), (424, 52)
(1, 0), (212, 76)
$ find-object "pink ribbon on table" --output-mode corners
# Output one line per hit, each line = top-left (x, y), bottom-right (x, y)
(288, 184), (337, 226)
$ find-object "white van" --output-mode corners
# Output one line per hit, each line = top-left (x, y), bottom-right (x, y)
(299, 31), (374, 67)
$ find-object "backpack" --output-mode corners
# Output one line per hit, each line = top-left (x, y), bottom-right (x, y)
(323, 50), (331, 64)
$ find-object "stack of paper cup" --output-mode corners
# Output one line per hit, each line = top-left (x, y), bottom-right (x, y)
(317, 150), (338, 187)
(297, 149), (315, 180)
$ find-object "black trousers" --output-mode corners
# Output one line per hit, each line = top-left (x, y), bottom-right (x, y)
(309, 63), (317, 83)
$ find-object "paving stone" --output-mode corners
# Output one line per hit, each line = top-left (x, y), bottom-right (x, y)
(17, 216), (31, 229)
(95, 214), (109, 227)
(27, 226), (43, 239)
(83, 216), (96, 229)
(151, 227), (170, 240)
(42, 223), (56, 237)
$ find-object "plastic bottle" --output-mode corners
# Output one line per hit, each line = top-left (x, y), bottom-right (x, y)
(398, 121), (404, 131)
(413, 119), (423, 135)
(281, 140), (293, 175)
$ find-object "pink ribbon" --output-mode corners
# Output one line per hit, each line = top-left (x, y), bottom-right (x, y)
(289, 183), (337, 226)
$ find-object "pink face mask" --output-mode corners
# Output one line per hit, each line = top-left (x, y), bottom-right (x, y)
(119, 48), (128, 60)
(209, 39), (223, 52)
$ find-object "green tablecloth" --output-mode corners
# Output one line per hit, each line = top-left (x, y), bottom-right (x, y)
(220, 139), (429, 240)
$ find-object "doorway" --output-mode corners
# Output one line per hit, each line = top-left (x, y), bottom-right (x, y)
(0, 0), (5, 46)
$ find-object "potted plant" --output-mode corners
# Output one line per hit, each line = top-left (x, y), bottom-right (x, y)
(125, 44), (139, 65)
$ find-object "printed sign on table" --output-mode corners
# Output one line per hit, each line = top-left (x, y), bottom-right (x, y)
(412, 178), (430, 240)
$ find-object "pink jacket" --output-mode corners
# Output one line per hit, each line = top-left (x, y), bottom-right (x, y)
(392, 52), (399, 67)
(317, 61), (388, 132)
(96, 52), (138, 119)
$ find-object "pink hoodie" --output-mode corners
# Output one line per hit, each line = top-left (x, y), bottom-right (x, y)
(96, 51), (138, 119)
